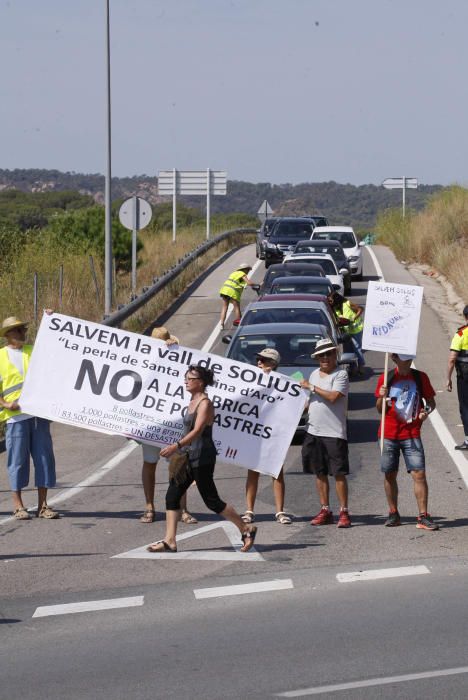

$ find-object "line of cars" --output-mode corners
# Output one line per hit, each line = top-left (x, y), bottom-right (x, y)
(223, 215), (362, 434)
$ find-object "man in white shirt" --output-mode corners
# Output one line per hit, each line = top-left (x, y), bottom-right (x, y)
(300, 338), (351, 528)
(0, 316), (58, 520)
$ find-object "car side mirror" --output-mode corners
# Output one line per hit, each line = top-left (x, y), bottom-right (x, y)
(221, 335), (232, 344)
(339, 268), (348, 275)
(359, 241), (365, 247)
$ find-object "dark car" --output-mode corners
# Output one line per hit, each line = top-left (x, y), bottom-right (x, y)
(269, 275), (336, 296)
(256, 217), (282, 260)
(240, 299), (334, 335)
(292, 239), (351, 292)
(259, 261), (325, 295)
(264, 216), (329, 268)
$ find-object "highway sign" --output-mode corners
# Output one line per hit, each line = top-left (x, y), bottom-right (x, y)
(118, 196), (152, 230)
(257, 200), (274, 222)
(382, 177), (418, 189)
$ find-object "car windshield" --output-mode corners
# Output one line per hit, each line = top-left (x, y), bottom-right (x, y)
(262, 267), (325, 291)
(295, 244), (344, 261)
(270, 281), (332, 295)
(295, 258), (336, 275)
(229, 333), (323, 367)
(242, 307), (330, 329)
(262, 219), (277, 235)
(271, 221), (314, 239)
(313, 232), (356, 249)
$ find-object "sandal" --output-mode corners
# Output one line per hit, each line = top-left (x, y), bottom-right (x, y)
(241, 510), (255, 524)
(240, 526), (258, 553)
(180, 510), (198, 524)
(275, 511), (292, 525)
(140, 509), (156, 523)
(14, 507), (31, 520)
(146, 540), (177, 553)
(38, 505), (59, 519)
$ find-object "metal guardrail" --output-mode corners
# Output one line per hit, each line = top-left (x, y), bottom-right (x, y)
(102, 227), (256, 327)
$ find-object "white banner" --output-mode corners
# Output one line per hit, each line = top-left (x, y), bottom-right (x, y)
(362, 281), (424, 355)
(20, 314), (305, 478)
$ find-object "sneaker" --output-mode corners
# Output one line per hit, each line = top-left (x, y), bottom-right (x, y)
(385, 510), (401, 527)
(455, 442), (468, 451)
(310, 508), (334, 526)
(416, 513), (439, 530)
(337, 510), (351, 528)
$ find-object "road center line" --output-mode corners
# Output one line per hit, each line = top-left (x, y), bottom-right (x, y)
(274, 664), (468, 697)
(194, 578), (293, 599)
(336, 565), (430, 583)
(32, 595), (144, 618)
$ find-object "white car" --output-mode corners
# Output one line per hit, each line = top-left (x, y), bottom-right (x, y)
(311, 226), (363, 280)
(282, 252), (345, 295)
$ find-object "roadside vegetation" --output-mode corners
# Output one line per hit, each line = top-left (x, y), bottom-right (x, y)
(0, 191), (256, 339)
(375, 186), (468, 300)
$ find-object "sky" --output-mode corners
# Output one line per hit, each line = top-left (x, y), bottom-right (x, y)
(1, 0), (468, 186)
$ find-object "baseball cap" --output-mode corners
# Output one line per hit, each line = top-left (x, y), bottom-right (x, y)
(256, 348), (280, 364)
(394, 353), (415, 361)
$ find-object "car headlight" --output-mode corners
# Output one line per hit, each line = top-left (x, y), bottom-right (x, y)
(348, 255), (360, 262)
(265, 242), (278, 250)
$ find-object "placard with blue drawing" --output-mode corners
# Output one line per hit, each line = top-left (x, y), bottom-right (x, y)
(362, 281), (423, 355)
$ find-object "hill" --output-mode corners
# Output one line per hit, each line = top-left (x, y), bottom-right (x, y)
(0, 168), (444, 230)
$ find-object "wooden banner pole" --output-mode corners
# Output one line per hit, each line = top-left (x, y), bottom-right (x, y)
(380, 352), (389, 454)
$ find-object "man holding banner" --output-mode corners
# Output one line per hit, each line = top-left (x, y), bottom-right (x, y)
(375, 353), (438, 530)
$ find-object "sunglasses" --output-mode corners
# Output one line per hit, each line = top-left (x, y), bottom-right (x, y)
(318, 351), (335, 358)
(184, 375), (201, 382)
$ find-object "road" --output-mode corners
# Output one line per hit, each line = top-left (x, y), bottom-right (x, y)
(1, 244), (468, 699)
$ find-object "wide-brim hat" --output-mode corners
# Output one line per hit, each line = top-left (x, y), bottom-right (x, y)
(237, 262), (252, 271)
(256, 347), (280, 364)
(312, 338), (338, 357)
(0, 316), (28, 337)
(151, 326), (179, 343)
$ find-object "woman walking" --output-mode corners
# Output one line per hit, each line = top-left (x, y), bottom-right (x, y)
(147, 366), (258, 553)
(219, 262), (256, 329)
(241, 348), (291, 525)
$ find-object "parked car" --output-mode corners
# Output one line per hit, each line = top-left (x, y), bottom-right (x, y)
(259, 261), (325, 295)
(311, 226), (363, 280)
(269, 275), (336, 296)
(293, 239), (351, 293)
(263, 216), (328, 268)
(256, 217), (282, 259)
(282, 252), (345, 295)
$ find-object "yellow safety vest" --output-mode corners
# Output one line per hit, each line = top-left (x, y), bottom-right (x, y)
(0, 345), (32, 422)
(336, 300), (363, 335)
(219, 270), (247, 303)
(451, 325), (468, 362)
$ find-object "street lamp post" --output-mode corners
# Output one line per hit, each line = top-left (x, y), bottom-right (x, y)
(104, 0), (113, 315)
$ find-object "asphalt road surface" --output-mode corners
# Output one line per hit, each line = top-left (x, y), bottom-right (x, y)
(1, 244), (468, 699)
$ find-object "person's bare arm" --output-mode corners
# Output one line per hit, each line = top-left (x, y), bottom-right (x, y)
(300, 378), (343, 404)
(160, 400), (214, 457)
(376, 385), (388, 414)
(447, 351), (458, 392)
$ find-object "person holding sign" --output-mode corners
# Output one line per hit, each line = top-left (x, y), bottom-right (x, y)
(446, 305), (468, 451)
(375, 353), (438, 530)
(241, 348), (291, 526)
(219, 262), (256, 329)
(0, 315), (59, 520)
(300, 338), (351, 528)
(139, 327), (197, 525)
(146, 365), (258, 553)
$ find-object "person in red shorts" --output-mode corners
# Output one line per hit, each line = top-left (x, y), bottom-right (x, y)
(375, 353), (438, 530)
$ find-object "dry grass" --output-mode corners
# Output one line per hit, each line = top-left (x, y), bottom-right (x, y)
(0, 223), (254, 340)
(376, 186), (468, 300)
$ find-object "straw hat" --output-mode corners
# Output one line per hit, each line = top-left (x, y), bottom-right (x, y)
(256, 348), (281, 364)
(312, 338), (337, 357)
(0, 316), (28, 337)
(237, 262), (252, 271)
(151, 326), (179, 343)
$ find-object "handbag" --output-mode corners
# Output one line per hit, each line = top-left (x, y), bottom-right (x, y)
(168, 450), (191, 485)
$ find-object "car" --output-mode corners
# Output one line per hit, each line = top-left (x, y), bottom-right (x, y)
(259, 261), (325, 295)
(282, 252), (345, 295)
(222, 321), (354, 434)
(311, 226), (363, 280)
(268, 275), (336, 296)
(255, 217), (282, 259)
(263, 216), (328, 268)
(293, 239), (351, 293)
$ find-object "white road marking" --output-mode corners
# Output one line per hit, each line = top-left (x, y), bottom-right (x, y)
(32, 595), (144, 618)
(274, 665), (468, 697)
(112, 520), (264, 561)
(0, 439), (138, 526)
(194, 578), (293, 599)
(367, 246), (468, 487)
(201, 258), (263, 353)
(336, 565), (430, 583)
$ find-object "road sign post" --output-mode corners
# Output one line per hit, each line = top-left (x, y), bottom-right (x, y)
(158, 169), (227, 241)
(382, 177), (418, 217)
(119, 196), (153, 296)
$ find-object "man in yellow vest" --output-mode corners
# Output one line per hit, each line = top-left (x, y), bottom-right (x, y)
(328, 292), (365, 375)
(447, 305), (468, 450)
(0, 316), (59, 519)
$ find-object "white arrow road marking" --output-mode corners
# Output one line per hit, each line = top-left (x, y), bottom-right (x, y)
(194, 578), (293, 599)
(32, 595), (144, 618)
(112, 520), (264, 561)
(336, 565), (430, 583)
